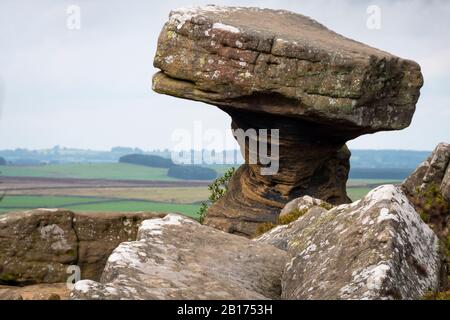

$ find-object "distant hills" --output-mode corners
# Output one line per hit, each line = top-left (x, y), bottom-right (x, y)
(0, 146), (429, 170)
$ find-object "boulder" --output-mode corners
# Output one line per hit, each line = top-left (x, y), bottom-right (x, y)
(0, 283), (69, 300)
(279, 195), (330, 217)
(0, 209), (77, 285)
(0, 209), (165, 284)
(403, 142), (450, 199)
(153, 5), (423, 236)
(257, 185), (441, 299)
(256, 206), (328, 251)
(74, 211), (165, 280)
(401, 142), (450, 289)
(70, 214), (287, 300)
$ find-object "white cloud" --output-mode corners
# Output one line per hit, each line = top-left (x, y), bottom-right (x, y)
(0, 0), (449, 150)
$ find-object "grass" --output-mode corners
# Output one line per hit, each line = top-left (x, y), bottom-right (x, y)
(0, 195), (97, 207)
(0, 163), (177, 181)
(6, 187), (210, 204)
(0, 195), (201, 219)
(347, 187), (373, 201)
(346, 179), (402, 187)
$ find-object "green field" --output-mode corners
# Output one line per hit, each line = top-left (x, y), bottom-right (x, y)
(347, 187), (373, 201)
(0, 195), (200, 219)
(0, 164), (403, 217)
(0, 163), (177, 181)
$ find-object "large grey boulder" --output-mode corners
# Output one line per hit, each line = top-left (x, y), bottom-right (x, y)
(257, 185), (441, 299)
(70, 214), (287, 300)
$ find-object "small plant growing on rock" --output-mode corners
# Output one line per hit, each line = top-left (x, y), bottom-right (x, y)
(278, 208), (308, 225)
(411, 184), (450, 230)
(254, 200), (335, 237)
(197, 167), (235, 224)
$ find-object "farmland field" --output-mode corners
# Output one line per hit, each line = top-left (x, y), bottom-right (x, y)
(0, 163), (177, 181)
(0, 195), (201, 218)
(0, 163), (404, 217)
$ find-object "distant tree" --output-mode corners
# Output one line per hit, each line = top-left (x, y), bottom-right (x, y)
(119, 154), (173, 168)
(167, 165), (217, 181)
(0, 157), (6, 166)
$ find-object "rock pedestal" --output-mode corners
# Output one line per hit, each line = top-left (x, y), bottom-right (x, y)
(152, 5), (423, 236)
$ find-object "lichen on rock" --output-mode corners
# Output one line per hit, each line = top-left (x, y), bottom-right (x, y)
(152, 5), (424, 236)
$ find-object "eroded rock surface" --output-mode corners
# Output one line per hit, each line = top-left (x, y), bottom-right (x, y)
(257, 185), (441, 299)
(0, 283), (69, 300)
(279, 195), (330, 217)
(401, 142), (450, 289)
(403, 142), (450, 202)
(152, 5), (423, 236)
(71, 214), (287, 300)
(0, 209), (165, 284)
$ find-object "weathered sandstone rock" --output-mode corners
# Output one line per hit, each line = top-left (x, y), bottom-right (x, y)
(0, 283), (69, 300)
(74, 211), (165, 280)
(0, 209), (165, 284)
(403, 142), (450, 201)
(401, 142), (450, 289)
(256, 206), (328, 251)
(279, 195), (330, 218)
(257, 185), (441, 299)
(0, 209), (77, 285)
(153, 6), (423, 236)
(70, 214), (287, 300)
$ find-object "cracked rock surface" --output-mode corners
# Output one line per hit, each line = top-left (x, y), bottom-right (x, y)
(70, 214), (287, 300)
(152, 6), (424, 236)
(256, 185), (440, 299)
(0, 209), (165, 284)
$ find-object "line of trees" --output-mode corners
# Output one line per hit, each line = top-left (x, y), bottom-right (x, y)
(119, 154), (173, 168)
(0, 157), (6, 166)
(119, 154), (217, 180)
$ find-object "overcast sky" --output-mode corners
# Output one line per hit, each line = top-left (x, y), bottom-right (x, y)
(0, 0), (449, 151)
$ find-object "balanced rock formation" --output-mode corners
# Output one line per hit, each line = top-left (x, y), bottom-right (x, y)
(257, 185), (441, 299)
(71, 214), (287, 300)
(0, 209), (165, 284)
(152, 6), (423, 236)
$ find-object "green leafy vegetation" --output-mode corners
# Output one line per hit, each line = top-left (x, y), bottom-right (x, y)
(411, 184), (450, 226)
(197, 167), (235, 223)
(411, 183), (450, 298)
